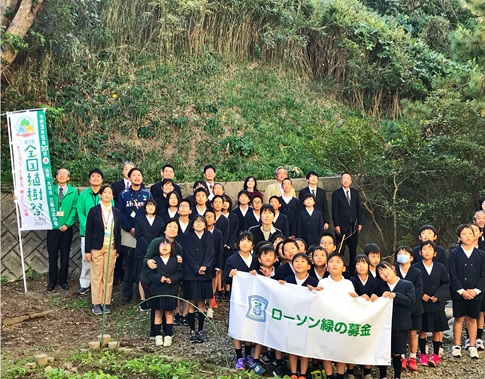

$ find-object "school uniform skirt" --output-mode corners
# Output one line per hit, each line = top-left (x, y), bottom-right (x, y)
(411, 313), (422, 330)
(183, 279), (213, 300)
(391, 330), (408, 354)
(422, 310), (448, 332)
(150, 294), (177, 311)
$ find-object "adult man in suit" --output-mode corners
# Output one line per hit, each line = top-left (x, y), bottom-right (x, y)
(47, 168), (79, 291)
(150, 164), (183, 199)
(331, 172), (362, 274)
(263, 166), (295, 204)
(298, 170), (329, 230)
(111, 161), (135, 206)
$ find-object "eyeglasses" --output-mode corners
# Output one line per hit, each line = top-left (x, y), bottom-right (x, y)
(320, 241), (334, 246)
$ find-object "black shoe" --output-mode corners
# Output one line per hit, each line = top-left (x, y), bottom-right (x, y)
(189, 330), (197, 343)
(196, 330), (206, 343)
(174, 313), (181, 326)
(47, 282), (56, 291)
(181, 316), (189, 326)
(122, 297), (132, 305)
(77, 287), (90, 295)
(215, 291), (223, 302)
(224, 291), (231, 302)
(60, 283), (69, 290)
(113, 278), (122, 286)
(273, 363), (287, 378)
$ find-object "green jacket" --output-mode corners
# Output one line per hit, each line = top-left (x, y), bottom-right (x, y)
(54, 184), (78, 228)
(77, 188), (113, 236)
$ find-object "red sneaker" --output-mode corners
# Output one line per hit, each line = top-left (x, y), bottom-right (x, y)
(408, 357), (418, 371)
(401, 357), (407, 369)
(428, 353), (440, 367)
(211, 296), (218, 308)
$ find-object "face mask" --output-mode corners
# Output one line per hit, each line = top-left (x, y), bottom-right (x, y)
(397, 255), (410, 264)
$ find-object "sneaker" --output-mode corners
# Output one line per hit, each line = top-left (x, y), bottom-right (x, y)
(310, 370), (323, 379)
(476, 338), (485, 351)
(91, 304), (102, 315)
(207, 308), (214, 319)
(224, 291), (231, 302)
(463, 338), (470, 350)
(196, 330), (206, 343)
(216, 291), (223, 302)
(243, 355), (254, 367)
(290, 375), (299, 379)
(469, 346), (479, 359)
(345, 374), (355, 379)
(438, 346), (444, 358)
(174, 313), (181, 326)
(211, 296), (218, 308)
(273, 363), (287, 378)
(261, 353), (272, 365)
(103, 304), (111, 314)
(77, 287), (90, 295)
(235, 358), (245, 370)
(419, 353), (428, 366)
(401, 357), (407, 369)
(181, 316), (189, 326)
(251, 361), (265, 375)
(189, 330), (197, 343)
(428, 353), (440, 367)
(451, 345), (462, 357)
(407, 357), (418, 371)
(155, 335), (164, 346)
(163, 335), (172, 347)
(139, 301), (150, 311)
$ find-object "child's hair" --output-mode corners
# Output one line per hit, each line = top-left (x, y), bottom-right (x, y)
(260, 204), (275, 215)
(418, 224), (438, 236)
(243, 176), (259, 191)
(306, 244), (318, 257)
(179, 199), (191, 208)
(163, 218), (179, 234)
(355, 254), (370, 265)
(222, 194), (233, 210)
(275, 240), (285, 260)
(269, 195), (281, 204)
(282, 239), (299, 252)
(211, 194), (224, 204)
(254, 241), (272, 256)
(192, 215), (207, 227)
(319, 232), (336, 245)
(194, 187), (208, 197)
(251, 194), (263, 204)
(294, 238), (307, 251)
(420, 239), (436, 250)
(161, 178), (174, 187)
(236, 231), (254, 249)
(144, 199), (157, 214)
(292, 252), (312, 265)
(363, 243), (380, 256)
(158, 237), (177, 257)
(312, 246), (328, 257)
(237, 189), (251, 200)
(394, 246), (414, 260)
(327, 252), (345, 264)
(282, 177), (292, 185)
(258, 245), (277, 259)
(456, 223), (473, 236)
(213, 183), (224, 192)
(192, 180), (208, 191)
(376, 261), (394, 277)
(166, 191), (181, 206)
(204, 209), (216, 218)
(302, 193), (316, 202)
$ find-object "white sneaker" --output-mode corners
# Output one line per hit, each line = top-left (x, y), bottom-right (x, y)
(163, 335), (172, 347)
(451, 345), (462, 357)
(439, 346), (444, 358)
(206, 308), (214, 319)
(469, 346), (480, 359)
(155, 335), (164, 346)
(463, 338), (470, 350)
(476, 338), (484, 351)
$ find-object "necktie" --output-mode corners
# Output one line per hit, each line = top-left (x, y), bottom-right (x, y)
(312, 189), (316, 196)
(58, 187), (64, 201)
(346, 190), (351, 206)
(125, 181), (130, 190)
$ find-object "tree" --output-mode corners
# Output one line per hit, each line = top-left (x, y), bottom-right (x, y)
(1, 0), (44, 75)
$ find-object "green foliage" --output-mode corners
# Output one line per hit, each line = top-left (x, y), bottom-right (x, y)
(1, 275), (8, 286)
(1, 32), (28, 54)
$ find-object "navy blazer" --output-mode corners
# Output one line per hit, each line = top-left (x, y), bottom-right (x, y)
(85, 204), (121, 253)
(279, 197), (303, 236)
(349, 274), (380, 297)
(331, 187), (362, 233)
(295, 209), (324, 246)
(298, 186), (329, 225)
(244, 210), (261, 231)
(150, 180), (182, 200)
(448, 246), (485, 301)
(378, 278), (415, 331)
(181, 230), (214, 281)
(273, 212), (289, 238)
(232, 206), (249, 234)
(248, 225), (283, 247)
(158, 208), (180, 224)
(274, 262), (294, 281)
(147, 255), (183, 297)
(224, 212), (239, 253)
(140, 237), (183, 285)
(223, 252), (260, 285)
(413, 245), (448, 268)
(396, 265), (424, 315)
(209, 227), (224, 270)
(215, 214), (230, 246)
(285, 274), (319, 287)
(414, 261), (450, 312)
(134, 215), (164, 259)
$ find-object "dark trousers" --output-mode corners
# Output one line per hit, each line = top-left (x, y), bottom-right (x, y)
(114, 248), (125, 283)
(336, 228), (359, 274)
(47, 228), (74, 285)
(122, 246), (138, 300)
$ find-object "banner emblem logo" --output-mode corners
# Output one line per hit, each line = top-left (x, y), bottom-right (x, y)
(246, 295), (268, 322)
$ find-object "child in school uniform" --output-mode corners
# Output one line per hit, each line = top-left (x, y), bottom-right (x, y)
(308, 246), (328, 281)
(134, 200), (164, 310)
(148, 237), (183, 347)
(414, 240), (450, 367)
(158, 191), (180, 224)
(270, 195), (290, 238)
(449, 223), (485, 359)
(471, 222), (485, 351)
(244, 195), (263, 230)
(181, 214), (214, 343)
(279, 178), (303, 238)
(274, 239), (299, 280)
(296, 193), (324, 247)
(224, 232), (261, 372)
(363, 243), (381, 278)
(232, 190), (251, 234)
(279, 253), (319, 379)
(295, 238), (307, 253)
(219, 194), (239, 301)
(412, 225), (448, 268)
(376, 261), (415, 379)
(395, 246), (423, 371)
(190, 187), (210, 219)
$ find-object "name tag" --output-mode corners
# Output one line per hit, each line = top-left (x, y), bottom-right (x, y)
(57, 211), (64, 217)
(130, 211), (136, 218)
(104, 230), (112, 237)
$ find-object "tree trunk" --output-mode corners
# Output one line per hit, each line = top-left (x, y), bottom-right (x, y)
(1, 0), (44, 75)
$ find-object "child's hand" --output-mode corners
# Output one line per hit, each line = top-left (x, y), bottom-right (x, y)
(177, 255), (183, 263)
(148, 259), (157, 269)
(278, 280), (286, 285)
(430, 296), (438, 302)
(361, 294), (370, 301)
(229, 269), (237, 277)
(314, 286), (323, 291)
(349, 291), (358, 298)
(382, 291), (395, 298)
(249, 270), (257, 275)
(165, 277), (171, 284)
(370, 294), (378, 302)
(160, 276), (167, 283)
(422, 294), (430, 302)
(259, 266), (272, 277)
(198, 266), (206, 275)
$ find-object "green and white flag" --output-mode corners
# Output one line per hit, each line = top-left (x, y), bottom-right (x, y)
(8, 109), (58, 230)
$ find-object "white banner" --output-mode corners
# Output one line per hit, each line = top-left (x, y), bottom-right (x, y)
(228, 272), (393, 365)
(7, 109), (58, 230)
